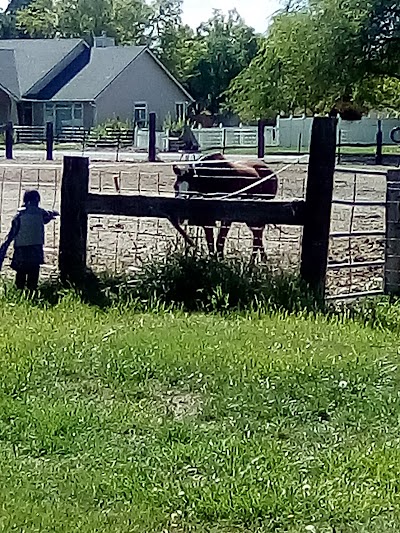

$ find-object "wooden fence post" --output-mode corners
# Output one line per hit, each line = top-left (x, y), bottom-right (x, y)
(375, 119), (383, 165)
(297, 132), (303, 155)
(115, 131), (121, 163)
(5, 122), (13, 160)
(46, 122), (54, 161)
(300, 117), (337, 299)
(148, 112), (156, 162)
(257, 119), (265, 159)
(222, 127), (227, 155)
(337, 129), (342, 164)
(384, 169), (400, 295)
(59, 156), (89, 283)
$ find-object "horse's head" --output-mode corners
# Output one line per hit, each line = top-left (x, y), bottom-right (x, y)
(172, 164), (195, 197)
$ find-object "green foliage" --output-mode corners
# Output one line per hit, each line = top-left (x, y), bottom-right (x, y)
(162, 113), (188, 135)
(31, 253), (317, 314)
(6, 0), (33, 12)
(16, 0), (178, 44)
(181, 9), (258, 114)
(89, 117), (131, 140)
(226, 0), (400, 120)
(130, 252), (316, 313)
(0, 1), (24, 38)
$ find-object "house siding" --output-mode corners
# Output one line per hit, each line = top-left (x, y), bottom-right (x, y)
(83, 102), (94, 129)
(94, 52), (191, 128)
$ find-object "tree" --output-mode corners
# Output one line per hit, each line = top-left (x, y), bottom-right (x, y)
(155, 23), (199, 77)
(6, 0), (34, 13)
(16, 0), (182, 44)
(0, 10), (20, 38)
(226, 0), (400, 120)
(112, 0), (153, 45)
(16, 0), (60, 37)
(178, 9), (258, 114)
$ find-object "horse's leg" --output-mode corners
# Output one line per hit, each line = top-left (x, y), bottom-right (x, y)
(216, 221), (231, 258)
(204, 225), (215, 254)
(251, 226), (267, 262)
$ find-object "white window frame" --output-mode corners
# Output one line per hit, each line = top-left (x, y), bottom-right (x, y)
(175, 102), (186, 122)
(73, 103), (83, 121)
(134, 102), (148, 127)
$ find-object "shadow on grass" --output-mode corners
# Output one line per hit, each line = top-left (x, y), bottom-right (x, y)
(3, 252), (400, 332)
(2, 252), (320, 315)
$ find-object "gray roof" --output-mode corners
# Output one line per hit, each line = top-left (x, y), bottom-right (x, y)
(0, 39), (83, 95)
(0, 49), (20, 98)
(51, 46), (146, 101)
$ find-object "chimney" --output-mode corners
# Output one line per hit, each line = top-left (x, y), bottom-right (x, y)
(94, 32), (116, 48)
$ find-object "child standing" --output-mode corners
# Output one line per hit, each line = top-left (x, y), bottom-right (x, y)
(0, 190), (59, 290)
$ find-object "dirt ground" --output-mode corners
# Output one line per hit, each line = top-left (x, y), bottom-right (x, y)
(0, 158), (387, 298)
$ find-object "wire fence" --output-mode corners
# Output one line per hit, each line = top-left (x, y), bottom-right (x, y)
(327, 167), (387, 300)
(87, 160), (308, 274)
(0, 164), (61, 277)
(0, 159), (389, 301)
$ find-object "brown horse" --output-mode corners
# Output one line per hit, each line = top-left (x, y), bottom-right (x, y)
(172, 152), (278, 258)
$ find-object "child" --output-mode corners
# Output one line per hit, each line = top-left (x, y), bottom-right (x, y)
(0, 190), (59, 290)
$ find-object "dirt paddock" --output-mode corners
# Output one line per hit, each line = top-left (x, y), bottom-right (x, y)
(0, 156), (387, 298)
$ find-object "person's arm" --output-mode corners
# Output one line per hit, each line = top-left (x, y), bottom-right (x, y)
(0, 215), (20, 265)
(42, 209), (60, 225)
(3, 215), (20, 247)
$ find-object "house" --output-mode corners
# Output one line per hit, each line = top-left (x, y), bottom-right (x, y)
(0, 34), (194, 131)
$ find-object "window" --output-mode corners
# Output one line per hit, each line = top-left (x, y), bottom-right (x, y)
(73, 104), (83, 120)
(134, 103), (147, 127)
(175, 103), (185, 121)
(45, 103), (55, 123)
(44, 103), (83, 129)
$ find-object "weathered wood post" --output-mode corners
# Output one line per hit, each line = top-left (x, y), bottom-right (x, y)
(148, 112), (156, 162)
(222, 127), (227, 155)
(384, 169), (400, 295)
(5, 121), (13, 160)
(46, 121), (54, 161)
(257, 119), (265, 159)
(115, 131), (121, 163)
(375, 119), (383, 165)
(337, 129), (342, 164)
(59, 156), (89, 283)
(300, 117), (337, 300)
(298, 132), (302, 155)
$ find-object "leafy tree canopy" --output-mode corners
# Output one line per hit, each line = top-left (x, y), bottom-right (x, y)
(226, 0), (400, 120)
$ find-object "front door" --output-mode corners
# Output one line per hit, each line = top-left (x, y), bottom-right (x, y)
(17, 102), (33, 126)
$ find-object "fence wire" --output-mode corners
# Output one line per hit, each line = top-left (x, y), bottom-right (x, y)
(0, 160), (386, 301)
(327, 167), (387, 300)
(0, 164), (61, 277)
(87, 161), (308, 274)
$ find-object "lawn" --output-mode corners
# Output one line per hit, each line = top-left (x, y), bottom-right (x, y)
(1, 293), (400, 531)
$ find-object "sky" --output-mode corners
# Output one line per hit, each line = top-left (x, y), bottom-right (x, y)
(0, 0), (281, 34)
(181, 0), (281, 33)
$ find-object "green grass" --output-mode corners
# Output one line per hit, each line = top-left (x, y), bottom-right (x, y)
(1, 284), (400, 531)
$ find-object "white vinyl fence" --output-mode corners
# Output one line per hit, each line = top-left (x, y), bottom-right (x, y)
(134, 125), (278, 152)
(133, 114), (400, 153)
(277, 115), (400, 149)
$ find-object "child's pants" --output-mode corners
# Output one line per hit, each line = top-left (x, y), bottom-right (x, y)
(15, 267), (40, 290)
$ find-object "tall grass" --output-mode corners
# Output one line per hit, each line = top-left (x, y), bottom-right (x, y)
(28, 252), (319, 314)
